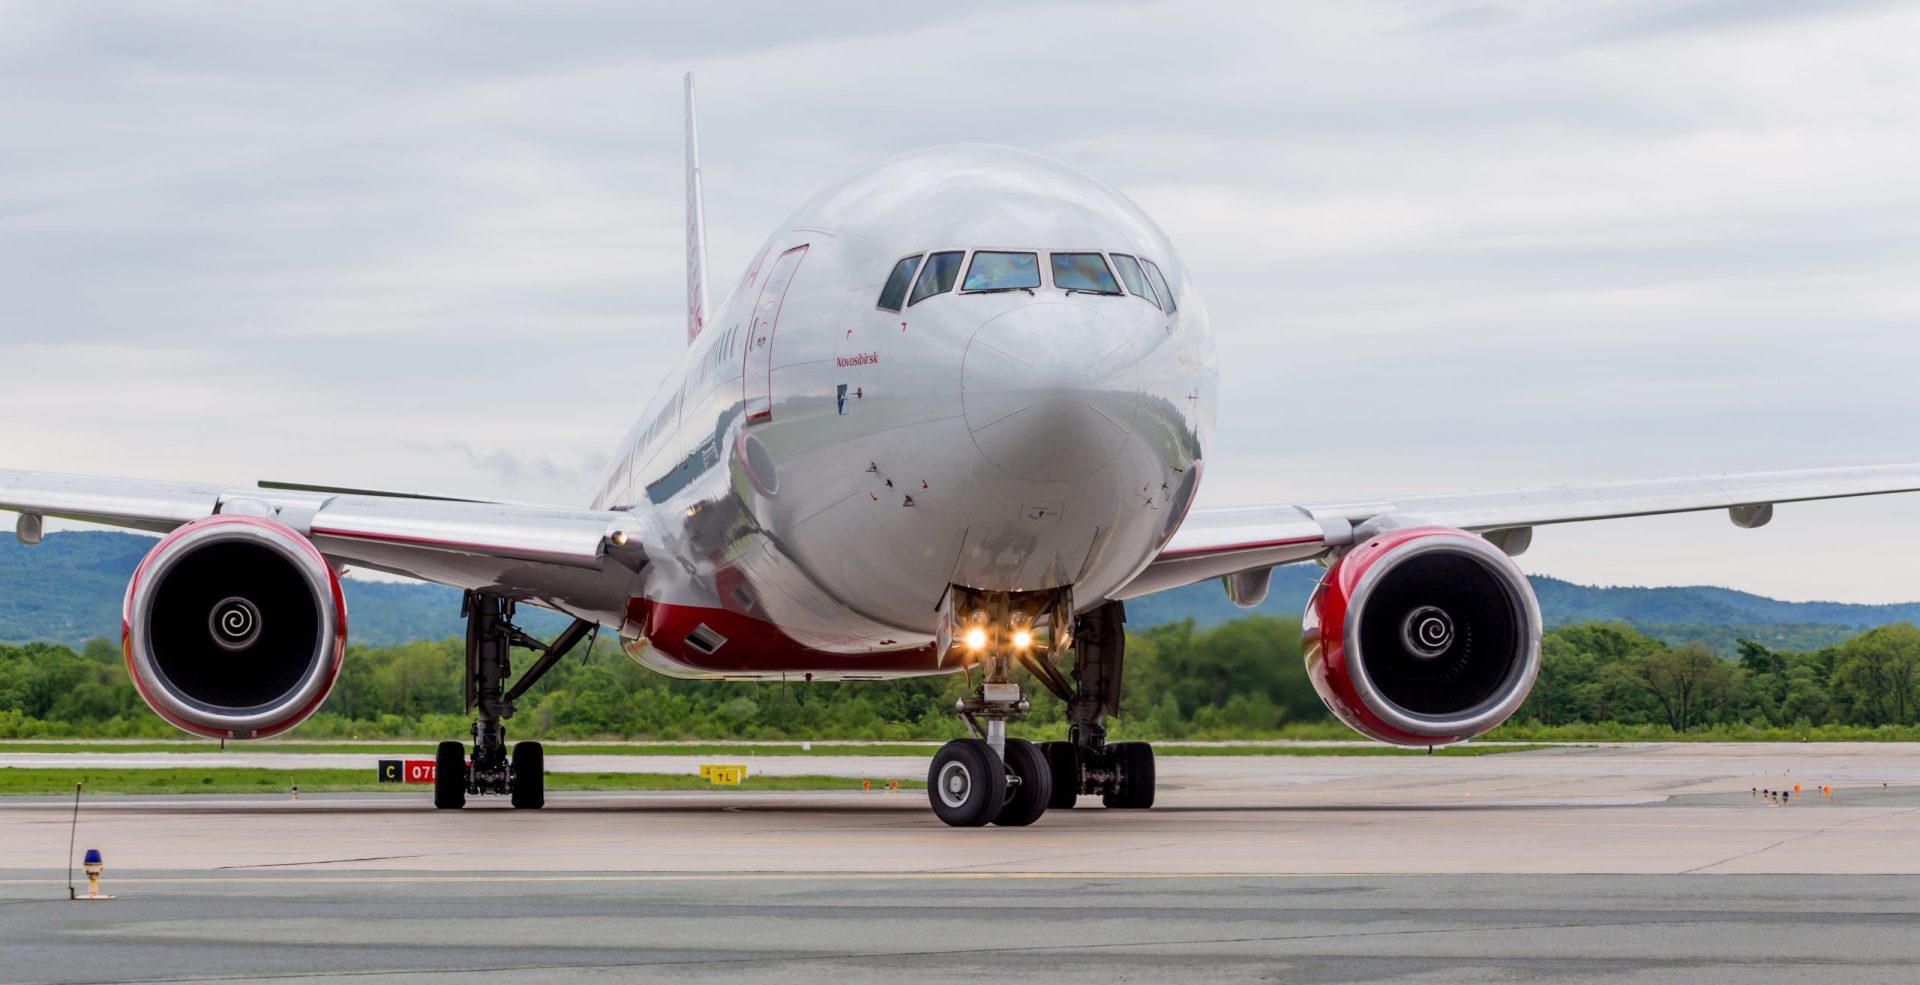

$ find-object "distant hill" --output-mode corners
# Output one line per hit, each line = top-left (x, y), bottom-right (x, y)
(0, 531), (564, 647)
(3, 531), (1914, 653)
(1109, 562), (1920, 655)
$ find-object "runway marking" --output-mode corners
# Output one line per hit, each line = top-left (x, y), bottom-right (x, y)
(217, 854), (432, 870)
(1682, 805), (1920, 874)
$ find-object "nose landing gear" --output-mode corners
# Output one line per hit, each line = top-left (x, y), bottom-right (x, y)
(927, 735), (1053, 827)
(927, 595), (1154, 827)
(934, 595), (1055, 827)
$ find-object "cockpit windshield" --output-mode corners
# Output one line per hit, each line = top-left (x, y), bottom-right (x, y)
(909, 251), (963, 305)
(963, 251), (1040, 292)
(877, 254), (922, 312)
(882, 248), (1168, 306)
(1051, 253), (1121, 294)
(1109, 253), (1159, 309)
(1138, 258), (1176, 312)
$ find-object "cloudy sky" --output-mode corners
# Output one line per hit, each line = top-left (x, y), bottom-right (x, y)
(5, 1), (1920, 601)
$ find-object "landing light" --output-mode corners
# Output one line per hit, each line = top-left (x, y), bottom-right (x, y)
(1011, 629), (1033, 649)
(964, 628), (988, 651)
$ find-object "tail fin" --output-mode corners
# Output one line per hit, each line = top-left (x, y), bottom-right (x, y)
(683, 71), (712, 345)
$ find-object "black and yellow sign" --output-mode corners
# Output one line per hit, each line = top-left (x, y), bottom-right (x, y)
(699, 763), (747, 785)
(377, 759), (402, 783)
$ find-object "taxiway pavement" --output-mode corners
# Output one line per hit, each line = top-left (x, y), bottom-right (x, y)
(2, 743), (1918, 875)
(4, 744), (1920, 983)
(2, 873), (1917, 984)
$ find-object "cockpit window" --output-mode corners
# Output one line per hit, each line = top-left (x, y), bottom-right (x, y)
(908, 250), (963, 305)
(1109, 253), (1159, 309)
(1050, 253), (1121, 294)
(962, 251), (1040, 292)
(1139, 258), (1177, 312)
(877, 254), (922, 312)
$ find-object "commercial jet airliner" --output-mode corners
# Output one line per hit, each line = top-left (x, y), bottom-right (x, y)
(7, 75), (1920, 826)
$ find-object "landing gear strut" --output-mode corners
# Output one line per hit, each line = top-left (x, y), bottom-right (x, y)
(432, 592), (594, 811)
(1039, 600), (1155, 810)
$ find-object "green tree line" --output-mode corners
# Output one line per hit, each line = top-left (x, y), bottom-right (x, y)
(4, 617), (1920, 740)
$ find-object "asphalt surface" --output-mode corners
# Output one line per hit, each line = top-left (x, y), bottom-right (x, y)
(4, 744), (1920, 982)
(6, 743), (1920, 874)
(3, 873), (1918, 984)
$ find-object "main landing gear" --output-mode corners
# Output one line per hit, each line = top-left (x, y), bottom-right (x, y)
(433, 592), (594, 811)
(926, 597), (1155, 827)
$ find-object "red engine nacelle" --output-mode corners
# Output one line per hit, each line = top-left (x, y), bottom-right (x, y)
(1303, 525), (1541, 745)
(123, 515), (347, 739)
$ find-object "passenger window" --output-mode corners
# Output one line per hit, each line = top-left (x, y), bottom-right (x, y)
(1139, 259), (1176, 312)
(1109, 254), (1160, 309)
(1051, 252), (1121, 294)
(908, 251), (963, 305)
(877, 254), (922, 312)
(963, 251), (1040, 292)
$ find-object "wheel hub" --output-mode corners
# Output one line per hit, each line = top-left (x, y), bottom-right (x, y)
(937, 761), (973, 808)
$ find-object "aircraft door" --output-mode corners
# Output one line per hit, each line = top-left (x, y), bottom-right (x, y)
(743, 244), (808, 423)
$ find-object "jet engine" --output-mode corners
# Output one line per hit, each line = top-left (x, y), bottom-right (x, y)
(122, 515), (347, 739)
(1302, 525), (1541, 745)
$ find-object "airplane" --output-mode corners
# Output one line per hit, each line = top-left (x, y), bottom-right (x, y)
(7, 73), (1920, 827)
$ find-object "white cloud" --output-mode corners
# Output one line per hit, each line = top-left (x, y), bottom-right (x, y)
(4, 1), (1920, 600)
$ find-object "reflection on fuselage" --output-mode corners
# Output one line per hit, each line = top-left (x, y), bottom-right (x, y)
(590, 146), (1218, 680)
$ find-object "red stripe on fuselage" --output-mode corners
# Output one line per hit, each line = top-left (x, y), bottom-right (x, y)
(630, 599), (942, 675)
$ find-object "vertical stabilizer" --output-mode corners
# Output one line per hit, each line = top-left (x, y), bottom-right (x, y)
(683, 71), (712, 345)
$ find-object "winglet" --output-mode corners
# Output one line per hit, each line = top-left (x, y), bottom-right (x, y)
(684, 71), (712, 345)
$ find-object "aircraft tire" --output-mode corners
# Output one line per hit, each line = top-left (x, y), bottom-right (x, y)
(510, 740), (545, 810)
(993, 739), (1052, 826)
(433, 740), (466, 810)
(1101, 741), (1156, 809)
(1039, 741), (1080, 809)
(928, 738), (1005, 827)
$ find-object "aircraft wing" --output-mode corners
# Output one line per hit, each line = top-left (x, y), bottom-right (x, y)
(1117, 463), (1920, 600)
(0, 469), (648, 623)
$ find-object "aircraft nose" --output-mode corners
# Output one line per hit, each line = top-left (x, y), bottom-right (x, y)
(961, 302), (1139, 482)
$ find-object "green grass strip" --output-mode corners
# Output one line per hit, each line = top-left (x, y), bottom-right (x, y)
(0, 740), (1553, 757)
(1149, 743), (1555, 757)
(0, 768), (921, 796)
(0, 742), (945, 756)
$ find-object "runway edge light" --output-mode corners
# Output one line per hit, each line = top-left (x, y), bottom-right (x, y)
(77, 849), (114, 901)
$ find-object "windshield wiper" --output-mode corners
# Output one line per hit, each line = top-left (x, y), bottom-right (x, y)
(962, 287), (1036, 295)
(1065, 289), (1122, 297)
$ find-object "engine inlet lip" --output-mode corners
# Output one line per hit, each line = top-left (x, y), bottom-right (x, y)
(125, 518), (342, 732)
(1342, 531), (1542, 739)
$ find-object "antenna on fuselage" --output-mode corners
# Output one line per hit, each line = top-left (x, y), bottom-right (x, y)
(684, 71), (712, 346)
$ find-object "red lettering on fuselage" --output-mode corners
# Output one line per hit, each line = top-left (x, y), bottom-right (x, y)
(836, 352), (878, 368)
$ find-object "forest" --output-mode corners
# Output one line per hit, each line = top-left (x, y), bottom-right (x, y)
(5, 616), (1920, 742)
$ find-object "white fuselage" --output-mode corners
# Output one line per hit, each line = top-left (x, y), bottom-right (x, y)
(591, 146), (1217, 679)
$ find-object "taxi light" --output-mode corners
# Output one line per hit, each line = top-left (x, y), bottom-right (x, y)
(1012, 629), (1033, 649)
(964, 628), (988, 651)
